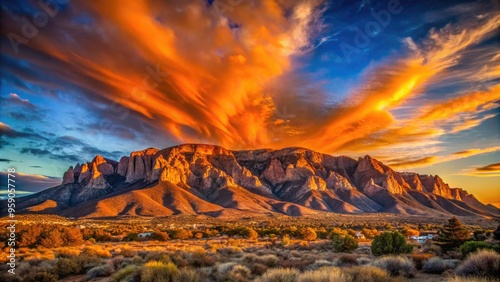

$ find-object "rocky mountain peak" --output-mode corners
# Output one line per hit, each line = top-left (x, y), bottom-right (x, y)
(47, 144), (499, 218)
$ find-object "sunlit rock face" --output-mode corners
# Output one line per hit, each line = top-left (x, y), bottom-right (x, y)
(62, 166), (74, 185)
(48, 144), (499, 218)
(62, 155), (118, 189)
(418, 175), (453, 199)
(353, 155), (410, 196)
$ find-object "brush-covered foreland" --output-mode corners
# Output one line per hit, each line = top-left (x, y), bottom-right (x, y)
(1, 214), (499, 282)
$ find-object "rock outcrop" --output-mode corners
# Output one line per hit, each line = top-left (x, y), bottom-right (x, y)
(29, 143), (498, 218)
(62, 155), (118, 189)
(62, 166), (74, 184)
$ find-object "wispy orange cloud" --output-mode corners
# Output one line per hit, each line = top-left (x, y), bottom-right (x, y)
(283, 11), (500, 153)
(390, 146), (500, 169)
(457, 162), (500, 177)
(1, 1), (498, 157)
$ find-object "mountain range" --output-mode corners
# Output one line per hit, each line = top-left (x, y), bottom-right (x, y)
(9, 144), (500, 219)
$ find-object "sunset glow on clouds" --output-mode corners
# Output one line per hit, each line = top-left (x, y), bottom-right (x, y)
(0, 0), (499, 204)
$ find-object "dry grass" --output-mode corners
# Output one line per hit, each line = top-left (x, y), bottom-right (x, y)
(255, 268), (300, 282)
(297, 267), (350, 282)
(455, 250), (500, 279)
(140, 261), (179, 282)
(111, 265), (139, 282)
(371, 256), (416, 278)
(447, 277), (500, 282)
(423, 257), (449, 274)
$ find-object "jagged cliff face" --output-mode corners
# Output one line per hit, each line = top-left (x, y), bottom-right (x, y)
(16, 144), (499, 218)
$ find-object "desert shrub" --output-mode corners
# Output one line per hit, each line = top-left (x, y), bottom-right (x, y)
(55, 257), (81, 278)
(23, 271), (58, 282)
(131, 255), (143, 264)
(307, 259), (337, 270)
(141, 261), (179, 282)
(217, 262), (238, 274)
(411, 253), (434, 270)
(62, 227), (85, 246)
(437, 217), (470, 252)
(170, 229), (193, 240)
(120, 248), (138, 257)
(332, 235), (358, 253)
(371, 232), (413, 256)
(423, 243), (442, 255)
(242, 227), (259, 240)
(361, 228), (379, 239)
(124, 233), (139, 241)
(493, 225), (500, 240)
(112, 255), (124, 268)
(338, 254), (358, 265)
(422, 257), (448, 274)
(40, 230), (64, 248)
(82, 246), (112, 258)
(282, 234), (291, 246)
(145, 252), (171, 264)
(151, 231), (170, 241)
(227, 264), (252, 281)
(356, 257), (372, 265)
(111, 265), (139, 282)
(252, 263), (268, 275)
(473, 230), (487, 241)
(371, 255), (415, 277)
(257, 254), (279, 267)
(188, 251), (216, 267)
(169, 252), (189, 267)
(448, 276), (500, 282)
(255, 268), (300, 282)
(56, 248), (81, 258)
(402, 228), (420, 237)
(86, 263), (114, 279)
(455, 250), (500, 278)
(177, 268), (201, 282)
(76, 254), (102, 270)
(299, 228), (317, 241)
(460, 241), (500, 257)
(217, 246), (242, 256)
(297, 267), (350, 282)
(345, 265), (394, 282)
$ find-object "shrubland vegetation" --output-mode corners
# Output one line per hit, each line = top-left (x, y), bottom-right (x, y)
(0, 215), (498, 281)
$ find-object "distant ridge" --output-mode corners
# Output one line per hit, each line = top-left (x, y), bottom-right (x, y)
(8, 144), (499, 219)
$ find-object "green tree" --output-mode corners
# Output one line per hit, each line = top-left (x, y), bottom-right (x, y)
(436, 217), (470, 252)
(460, 241), (500, 257)
(332, 235), (358, 253)
(371, 231), (413, 256)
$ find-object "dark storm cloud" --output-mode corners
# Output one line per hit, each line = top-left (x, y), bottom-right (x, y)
(16, 133), (126, 163)
(0, 122), (47, 140)
(0, 171), (61, 193)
